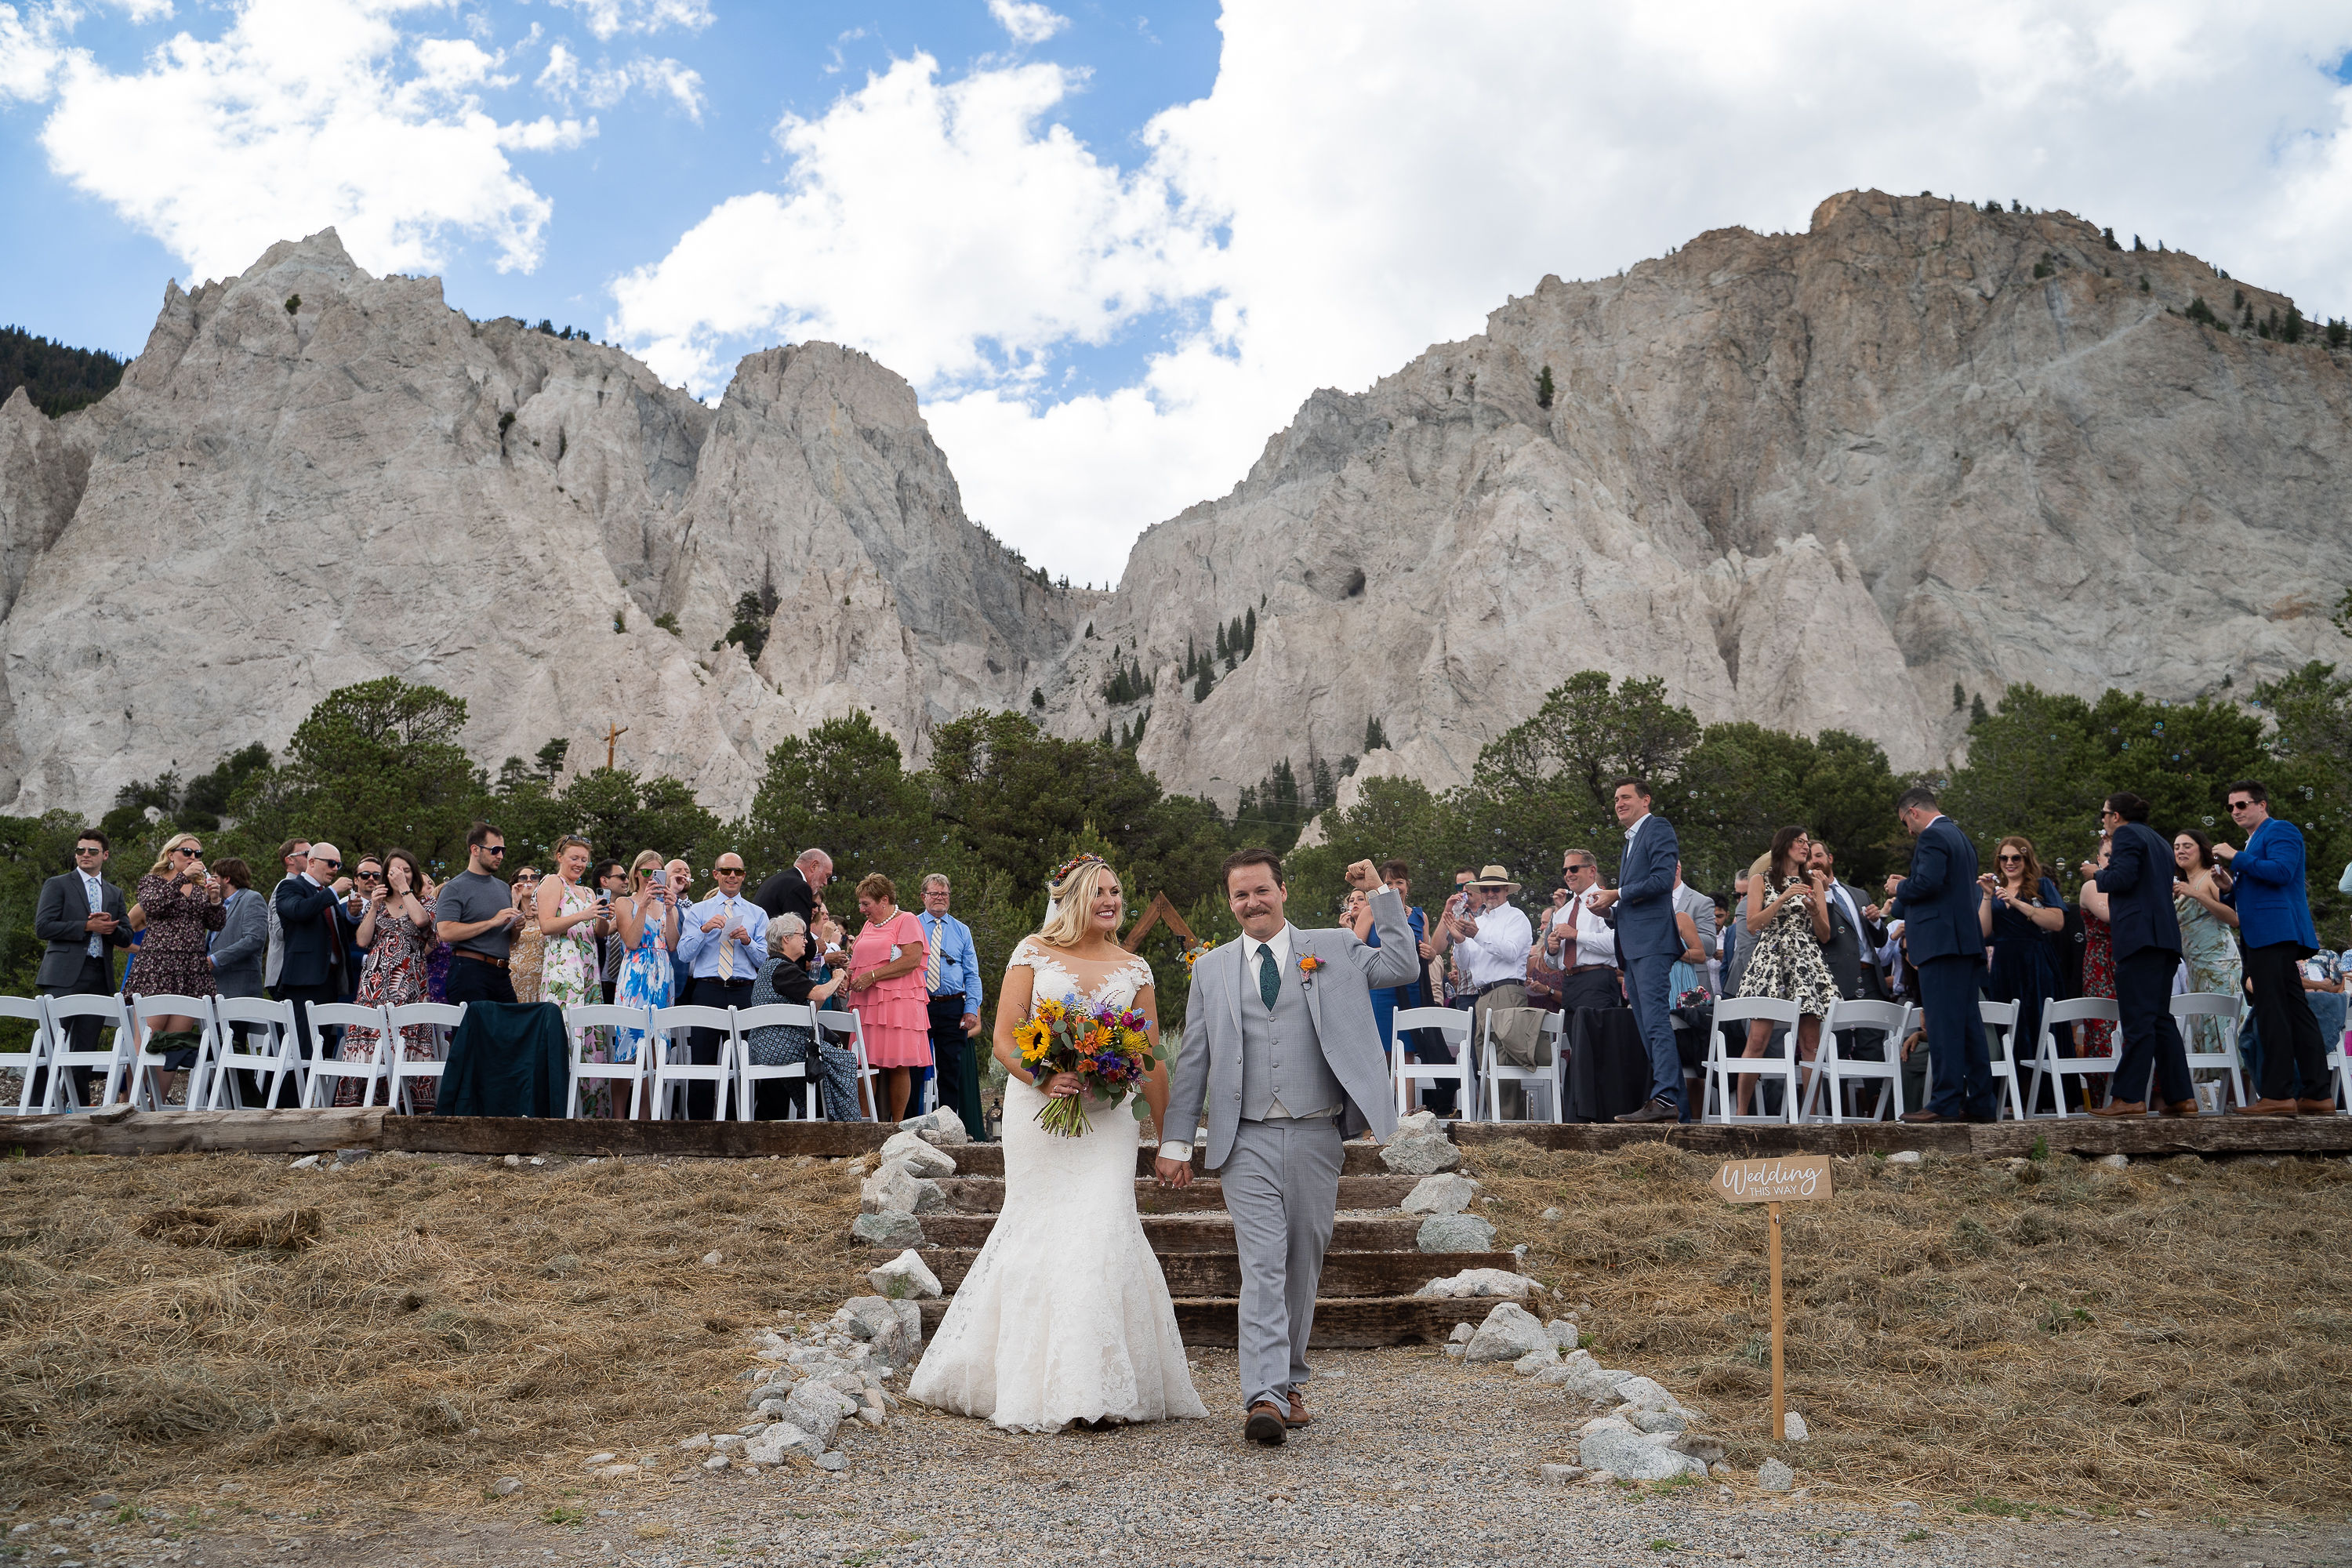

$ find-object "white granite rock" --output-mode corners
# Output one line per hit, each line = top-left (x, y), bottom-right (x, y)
(1402, 1173), (1482, 1215)
(1414, 1213), (1496, 1253)
(867, 1249), (943, 1301)
(1462, 1301), (1552, 1363)
(1759, 1458), (1798, 1493)
(859, 1162), (950, 1216)
(1576, 1418), (1709, 1483)
(1381, 1132), (1463, 1176)
(782, 1383), (858, 1447)
(1414, 1267), (1541, 1301)
(1513, 1348), (1561, 1375)
(877, 1131), (958, 1178)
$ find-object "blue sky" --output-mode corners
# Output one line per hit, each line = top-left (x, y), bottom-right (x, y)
(5, 2), (2352, 583)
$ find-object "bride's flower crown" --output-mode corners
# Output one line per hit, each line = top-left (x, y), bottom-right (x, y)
(1050, 853), (1107, 888)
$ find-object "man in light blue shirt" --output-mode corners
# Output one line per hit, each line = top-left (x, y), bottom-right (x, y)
(918, 873), (987, 1138)
(675, 852), (767, 1118)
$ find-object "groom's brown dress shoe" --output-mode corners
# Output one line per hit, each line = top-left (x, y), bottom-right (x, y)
(2296, 1098), (2339, 1116)
(2085, 1100), (2146, 1118)
(1245, 1402), (1288, 1446)
(1285, 1393), (1313, 1428)
(2234, 1098), (2300, 1116)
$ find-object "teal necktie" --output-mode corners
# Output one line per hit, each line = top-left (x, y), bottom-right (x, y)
(1258, 943), (1280, 1010)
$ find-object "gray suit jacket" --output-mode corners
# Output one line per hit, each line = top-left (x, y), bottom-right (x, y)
(1817, 879), (1885, 1000)
(1171, 886), (1420, 1169)
(34, 870), (129, 990)
(210, 887), (270, 998)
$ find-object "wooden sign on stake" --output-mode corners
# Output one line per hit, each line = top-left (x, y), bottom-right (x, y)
(1714, 1156), (1833, 1442)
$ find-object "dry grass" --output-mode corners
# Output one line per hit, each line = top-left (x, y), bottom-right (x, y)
(0, 1149), (865, 1513)
(1476, 1138), (2352, 1517)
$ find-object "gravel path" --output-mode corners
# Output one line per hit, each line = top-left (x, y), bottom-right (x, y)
(15, 1348), (2343, 1568)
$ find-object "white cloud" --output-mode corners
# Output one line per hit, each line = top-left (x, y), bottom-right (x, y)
(622, 1), (2352, 585)
(987, 0), (1068, 48)
(536, 38), (704, 119)
(8, 0), (591, 281)
(550, 0), (712, 42)
(612, 53), (1219, 397)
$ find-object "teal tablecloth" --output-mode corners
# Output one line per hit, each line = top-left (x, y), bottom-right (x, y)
(437, 1002), (571, 1117)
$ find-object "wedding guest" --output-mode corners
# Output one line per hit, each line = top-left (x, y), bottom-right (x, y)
(31, 830), (131, 1107)
(1670, 861), (1717, 1000)
(1806, 842), (1881, 1002)
(340, 855), (380, 1002)
(1541, 849), (1621, 1013)
(610, 850), (679, 1102)
(1978, 835), (2064, 1106)
(754, 848), (833, 926)
(1524, 884), (1570, 1011)
(275, 842), (358, 1064)
(263, 837), (309, 995)
(133, 833), (227, 1103)
(2299, 946), (2347, 1052)
(538, 836), (608, 1100)
(677, 854), (766, 1118)
(1884, 787), (1994, 1124)
(1586, 779), (1686, 1122)
(745, 915), (855, 1120)
(592, 858), (629, 1004)
(508, 867), (546, 1004)
(1353, 860), (1450, 1113)
(208, 858), (267, 1000)
(666, 858), (696, 1000)
(339, 848), (437, 1108)
(1730, 827), (1837, 1116)
(1432, 866), (1532, 1100)
(434, 823), (521, 1007)
(2087, 793), (2194, 1117)
(2171, 829), (2241, 1058)
(843, 873), (930, 1123)
(2215, 780), (2331, 1113)
(916, 873), (986, 1138)
(2071, 835), (2119, 1086)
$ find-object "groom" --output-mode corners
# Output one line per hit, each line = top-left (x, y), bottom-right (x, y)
(1157, 849), (1418, 1446)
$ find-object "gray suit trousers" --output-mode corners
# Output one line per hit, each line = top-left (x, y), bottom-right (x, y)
(1218, 1115), (1345, 1412)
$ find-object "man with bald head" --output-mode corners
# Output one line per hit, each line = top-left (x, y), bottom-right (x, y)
(274, 840), (360, 1062)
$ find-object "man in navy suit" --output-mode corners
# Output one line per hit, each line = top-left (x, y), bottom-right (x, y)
(2087, 792), (2194, 1116)
(1882, 786), (1994, 1123)
(2214, 779), (2331, 1114)
(1586, 777), (1685, 1123)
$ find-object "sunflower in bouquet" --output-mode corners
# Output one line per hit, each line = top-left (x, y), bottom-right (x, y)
(1013, 993), (1161, 1136)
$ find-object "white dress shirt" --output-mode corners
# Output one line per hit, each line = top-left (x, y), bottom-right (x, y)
(80, 870), (105, 956)
(1455, 900), (1534, 989)
(1550, 892), (1618, 970)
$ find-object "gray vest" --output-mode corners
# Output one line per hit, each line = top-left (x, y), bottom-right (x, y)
(1239, 940), (1345, 1121)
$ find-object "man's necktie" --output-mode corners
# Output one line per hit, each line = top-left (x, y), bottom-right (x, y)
(717, 898), (736, 978)
(924, 918), (943, 993)
(1258, 944), (1280, 1010)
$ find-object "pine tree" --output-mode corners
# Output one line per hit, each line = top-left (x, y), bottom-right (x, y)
(1192, 663), (1214, 702)
(2284, 307), (2305, 344)
(1228, 615), (1245, 661)
(1214, 622), (1229, 662)
(2102, 227), (2121, 251)
(1952, 681), (1965, 711)
(2132, 235), (2147, 252)
(1969, 692), (1990, 727)
(1243, 607), (1256, 655)
(1364, 717), (1388, 751)
(1535, 365), (1554, 409)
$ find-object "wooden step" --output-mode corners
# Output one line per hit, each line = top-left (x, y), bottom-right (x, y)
(943, 1142), (1400, 1178)
(917, 1247), (1519, 1298)
(915, 1294), (1472, 1348)
(933, 1174), (1420, 1215)
(914, 1213), (1425, 1253)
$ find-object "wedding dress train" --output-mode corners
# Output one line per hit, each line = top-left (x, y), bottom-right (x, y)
(907, 939), (1209, 1431)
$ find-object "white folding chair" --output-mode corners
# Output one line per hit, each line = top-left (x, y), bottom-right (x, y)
(2330, 1027), (2351, 1114)
(1805, 999), (1911, 1123)
(815, 1007), (877, 1121)
(1918, 999), (2027, 1119)
(387, 1001), (466, 1115)
(734, 1002), (815, 1121)
(1391, 1006), (1475, 1122)
(649, 1004), (739, 1120)
(1700, 997), (1802, 1123)
(2, 995), (56, 1115)
(1481, 1011), (1564, 1123)
(38, 993), (130, 1112)
(2027, 996), (2122, 1117)
(122, 993), (223, 1111)
(299, 1003), (394, 1109)
(208, 996), (303, 1109)
(2169, 993), (2249, 1112)
(562, 1003), (654, 1118)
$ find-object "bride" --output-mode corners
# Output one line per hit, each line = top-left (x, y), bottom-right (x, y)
(907, 855), (1209, 1431)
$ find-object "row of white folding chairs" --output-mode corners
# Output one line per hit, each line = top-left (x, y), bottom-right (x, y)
(556, 1001), (879, 1121)
(2022, 991), (2270, 1116)
(2, 992), (459, 1115)
(1700, 996), (1921, 1125)
(1384, 1005), (1570, 1123)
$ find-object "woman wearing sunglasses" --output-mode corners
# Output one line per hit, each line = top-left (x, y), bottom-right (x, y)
(134, 831), (228, 1103)
(1976, 836), (2066, 1112)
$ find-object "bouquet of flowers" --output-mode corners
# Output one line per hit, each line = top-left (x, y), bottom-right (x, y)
(1013, 993), (1160, 1136)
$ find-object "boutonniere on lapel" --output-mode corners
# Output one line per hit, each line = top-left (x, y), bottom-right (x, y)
(1296, 953), (1325, 986)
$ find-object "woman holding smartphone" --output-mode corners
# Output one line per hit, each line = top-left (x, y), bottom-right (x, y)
(606, 850), (677, 1112)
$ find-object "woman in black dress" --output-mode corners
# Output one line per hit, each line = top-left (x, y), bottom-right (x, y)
(745, 913), (855, 1120)
(1977, 836), (2063, 1106)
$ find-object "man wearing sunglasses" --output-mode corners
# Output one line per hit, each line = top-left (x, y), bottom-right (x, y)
(2086, 793), (2194, 1118)
(274, 840), (360, 1064)
(31, 830), (132, 1105)
(2213, 781), (2331, 1114)
(435, 822), (524, 1006)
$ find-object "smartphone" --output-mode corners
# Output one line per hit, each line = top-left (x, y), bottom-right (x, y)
(650, 869), (668, 888)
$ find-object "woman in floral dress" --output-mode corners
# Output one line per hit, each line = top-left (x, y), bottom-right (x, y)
(509, 867), (545, 1004)
(1732, 826), (1842, 1116)
(339, 849), (438, 1108)
(610, 849), (678, 1114)
(2171, 829), (2241, 1058)
(134, 832), (227, 1105)
(537, 837), (608, 1109)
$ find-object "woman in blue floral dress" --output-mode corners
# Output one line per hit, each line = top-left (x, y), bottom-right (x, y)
(611, 850), (679, 1114)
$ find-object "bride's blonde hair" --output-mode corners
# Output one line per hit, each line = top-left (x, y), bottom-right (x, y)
(1036, 856), (1123, 949)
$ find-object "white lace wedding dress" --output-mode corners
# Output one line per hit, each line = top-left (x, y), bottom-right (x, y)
(907, 938), (1209, 1431)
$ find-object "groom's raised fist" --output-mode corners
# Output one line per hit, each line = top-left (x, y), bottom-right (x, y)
(1344, 859), (1381, 891)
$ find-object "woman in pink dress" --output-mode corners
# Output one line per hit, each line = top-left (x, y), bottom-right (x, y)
(844, 872), (931, 1122)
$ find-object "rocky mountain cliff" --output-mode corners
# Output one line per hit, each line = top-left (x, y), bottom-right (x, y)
(5, 194), (2346, 824)
(0, 231), (1073, 816)
(1045, 191), (2352, 808)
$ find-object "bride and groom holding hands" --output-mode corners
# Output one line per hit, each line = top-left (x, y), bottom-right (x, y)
(906, 848), (1421, 1444)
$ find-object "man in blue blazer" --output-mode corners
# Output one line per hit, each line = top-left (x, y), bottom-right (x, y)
(2214, 779), (2330, 1114)
(1587, 777), (1684, 1122)
(2088, 792), (2194, 1116)
(1882, 786), (1994, 1122)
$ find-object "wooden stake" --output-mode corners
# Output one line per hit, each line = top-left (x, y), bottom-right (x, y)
(604, 722), (628, 769)
(1768, 1199), (1785, 1441)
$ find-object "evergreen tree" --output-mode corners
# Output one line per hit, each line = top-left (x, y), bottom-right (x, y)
(1535, 365), (1555, 409)
(1969, 691), (1990, 726)
(1243, 607), (1256, 655)
(1192, 663), (1214, 702)
(1214, 622), (1229, 662)
(0, 325), (129, 418)
(1952, 681), (1966, 711)
(1365, 717), (1388, 752)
